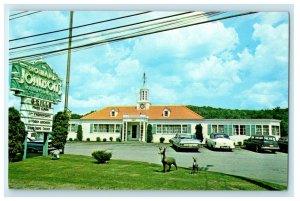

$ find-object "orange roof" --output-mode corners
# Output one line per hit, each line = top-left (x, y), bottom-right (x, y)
(81, 105), (204, 120)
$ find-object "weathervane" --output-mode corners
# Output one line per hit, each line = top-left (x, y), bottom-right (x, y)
(143, 72), (146, 87)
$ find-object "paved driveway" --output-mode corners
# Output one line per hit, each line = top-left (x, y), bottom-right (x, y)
(64, 142), (288, 186)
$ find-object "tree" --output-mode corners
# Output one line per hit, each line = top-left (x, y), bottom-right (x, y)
(9, 107), (27, 161)
(195, 124), (204, 142)
(71, 113), (82, 119)
(77, 125), (83, 141)
(146, 124), (153, 143)
(51, 111), (70, 154)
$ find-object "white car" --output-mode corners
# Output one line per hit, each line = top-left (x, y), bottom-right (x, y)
(170, 134), (201, 152)
(206, 133), (235, 151)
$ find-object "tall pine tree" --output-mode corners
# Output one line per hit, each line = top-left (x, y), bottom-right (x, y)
(77, 125), (83, 141)
(51, 111), (70, 154)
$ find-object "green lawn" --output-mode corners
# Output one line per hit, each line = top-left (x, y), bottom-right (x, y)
(8, 154), (287, 190)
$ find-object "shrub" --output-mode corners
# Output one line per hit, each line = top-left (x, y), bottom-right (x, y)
(238, 141), (242, 146)
(77, 125), (83, 141)
(69, 138), (73, 141)
(92, 150), (112, 164)
(195, 124), (204, 142)
(146, 124), (153, 143)
(109, 137), (113, 142)
(96, 137), (101, 142)
(86, 138), (90, 142)
(116, 137), (121, 142)
(74, 138), (79, 141)
(103, 138), (107, 142)
(160, 137), (165, 143)
(9, 107), (27, 161)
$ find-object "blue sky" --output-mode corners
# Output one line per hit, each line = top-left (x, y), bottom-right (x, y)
(8, 11), (289, 115)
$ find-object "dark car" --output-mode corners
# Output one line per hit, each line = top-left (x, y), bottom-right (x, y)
(277, 137), (288, 152)
(27, 137), (55, 153)
(244, 135), (280, 153)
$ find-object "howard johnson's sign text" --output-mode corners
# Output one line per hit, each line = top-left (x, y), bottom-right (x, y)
(10, 60), (62, 103)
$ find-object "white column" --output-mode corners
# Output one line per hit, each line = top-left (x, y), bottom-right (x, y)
(139, 121), (142, 141)
(143, 121), (146, 142)
(125, 121), (128, 141)
(122, 121), (125, 141)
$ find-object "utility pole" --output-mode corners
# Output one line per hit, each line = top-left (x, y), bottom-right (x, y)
(64, 11), (74, 113)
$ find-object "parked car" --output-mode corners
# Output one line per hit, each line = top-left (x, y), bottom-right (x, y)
(27, 137), (55, 153)
(243, 135), (279, 153)
(206, 133), (235, 151)
(277, 136), (288, 152)
(170, 134), (201, 151)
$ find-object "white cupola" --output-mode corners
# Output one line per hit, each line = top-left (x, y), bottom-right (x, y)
(137, 72), (150, 110)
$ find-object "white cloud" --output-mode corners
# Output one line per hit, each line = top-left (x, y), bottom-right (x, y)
(238, 81), (288, 109)
(131, 21), (239, 62)
(237, 22), (289, 77)
(151, 83), (178, 104)
(115, 57), (143, 76)
(257, 12), (288, 26)
(68, 94), (134, 114)
(183, 55), (241, 97)
(67, 57), (144, 113)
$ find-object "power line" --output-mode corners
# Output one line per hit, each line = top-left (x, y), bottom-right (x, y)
(9, 12), (256, 62)
(9, 11), (42, 21)
(10, 12), (215, 54)
(10, 11), (207, 52)
(9, 11), (152, 42)
(9, 12), (254, 61)
(9, 11), (194, 50)
(9, 11), (29, 17)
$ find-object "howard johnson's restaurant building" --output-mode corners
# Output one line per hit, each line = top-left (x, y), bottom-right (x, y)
(68, 84), (281, 144)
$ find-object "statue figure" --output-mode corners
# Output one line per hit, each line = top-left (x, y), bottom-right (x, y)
(159, 147), (177, 172)
(191, 157), (199, 175)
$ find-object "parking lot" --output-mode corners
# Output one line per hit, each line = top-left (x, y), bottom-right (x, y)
(64, 142), (288, 186)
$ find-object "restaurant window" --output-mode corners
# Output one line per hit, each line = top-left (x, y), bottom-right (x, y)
(240, 125), (245, 135)
(233, 125), (239, 135)
(256, 125), (262, 135)
(182, 125), (188, 133)
(115, 124), (121, 133)
(212, 125), (218, 133)
(263, 125), (269, 135)
(69, 124), (77, 132)
(218, 125), (224, 133)
(157, 125), (162, 133)
(109, 124), (114, 132)
(272, 126), (280, 135)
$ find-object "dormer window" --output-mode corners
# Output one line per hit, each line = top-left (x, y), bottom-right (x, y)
(163, 108), (170, 117)
(110, 108), (118, 117)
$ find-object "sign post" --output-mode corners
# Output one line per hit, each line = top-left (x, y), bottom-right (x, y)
(10, 60), (62, 160)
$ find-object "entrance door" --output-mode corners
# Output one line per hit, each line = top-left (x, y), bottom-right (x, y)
(132, 125), (137, 139)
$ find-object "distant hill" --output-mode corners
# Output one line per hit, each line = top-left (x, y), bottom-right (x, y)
(187, 105), (288, 136)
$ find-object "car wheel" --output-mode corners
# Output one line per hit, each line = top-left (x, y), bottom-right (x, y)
(255, 146), (260, 153)
(272, 150), (276, 154)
